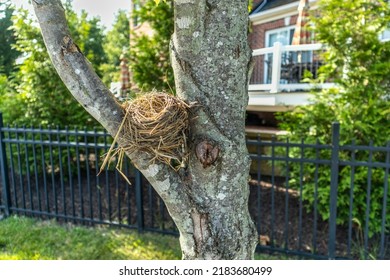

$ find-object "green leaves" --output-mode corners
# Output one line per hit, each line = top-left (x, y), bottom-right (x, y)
(0, 0), (21, 77)
(130, 0), (174, 92)
(277, 0), (390, 239)
(99, 10), (130, 86)
(0, 4), (103, 128)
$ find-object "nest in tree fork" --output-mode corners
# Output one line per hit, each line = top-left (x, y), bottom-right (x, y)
(100, 92), (190, 179)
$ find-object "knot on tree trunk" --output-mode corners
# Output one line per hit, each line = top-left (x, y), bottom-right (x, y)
(61, 35), (81, 54)
(195, 140), (219, 168)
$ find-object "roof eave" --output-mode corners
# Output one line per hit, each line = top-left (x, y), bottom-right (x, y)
(249, 2), (299, 24)
(249, 0), (318, 25)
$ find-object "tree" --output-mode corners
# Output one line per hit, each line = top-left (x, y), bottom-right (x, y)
(277, 0), (390, 236)
(100, 10), (130, 86)
(0, 0), (20, 77)
(60, 1), (108, 78)
(130, 0), (174, 91)
(0, 4), (107, 128)
(33, 0), (257, 259)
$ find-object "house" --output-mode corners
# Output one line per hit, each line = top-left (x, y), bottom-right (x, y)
(246, 0), (327, 133)
(247, 0), (389, 133)
(127, 0), (325, 134)
(126, 0), (388, 134)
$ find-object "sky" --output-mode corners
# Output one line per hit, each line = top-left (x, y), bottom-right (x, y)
(9, 0), (130, 29)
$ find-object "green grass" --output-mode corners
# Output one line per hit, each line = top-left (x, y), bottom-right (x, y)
(0, 216), (181, 260)
(0, 216), (291, 260)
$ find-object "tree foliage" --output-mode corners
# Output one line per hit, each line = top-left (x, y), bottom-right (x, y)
(99, 10), (130, 86)
(33, 0), (259, 259)
(0, 0), (20, 77)
(277, 0), (390, 235)
(62, 1), (107, 78)
(130, 0), (174, 92)
(0, 3), (108, 128)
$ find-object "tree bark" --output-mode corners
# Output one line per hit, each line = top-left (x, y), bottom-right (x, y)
(32, 0), (258, 259)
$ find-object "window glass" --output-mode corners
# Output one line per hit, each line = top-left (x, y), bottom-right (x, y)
(381, 29), (390, 41)
(266, 27), (295, 47)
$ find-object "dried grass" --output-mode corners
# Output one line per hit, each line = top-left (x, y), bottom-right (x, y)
(100, 92), (190, 180)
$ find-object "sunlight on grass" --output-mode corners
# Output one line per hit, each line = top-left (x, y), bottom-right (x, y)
(0, 216), (290, 260)
(0, 216), (182, 260)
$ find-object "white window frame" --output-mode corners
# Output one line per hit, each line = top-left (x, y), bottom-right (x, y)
(264, 26), (295, 83)
(380, 29), (390, 42)
(265, 26), (296, 48)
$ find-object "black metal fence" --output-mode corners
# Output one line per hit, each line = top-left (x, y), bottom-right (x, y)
(0, 114), (389, 259)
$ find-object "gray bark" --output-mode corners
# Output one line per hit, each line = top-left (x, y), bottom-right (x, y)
(32, 0), (258, 259)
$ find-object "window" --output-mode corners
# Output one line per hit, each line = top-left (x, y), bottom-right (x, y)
(266, 26), (295, 47)
(264, 27), (295, 83)
(380, 29), (390, 41)
(264, 26), (315, 84)
(381, 0), (390, 41)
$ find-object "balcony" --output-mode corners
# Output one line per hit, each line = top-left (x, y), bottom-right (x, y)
(248, 42), (334, 111)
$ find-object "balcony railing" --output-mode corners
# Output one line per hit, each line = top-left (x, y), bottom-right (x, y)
(249, 42), (334, 93)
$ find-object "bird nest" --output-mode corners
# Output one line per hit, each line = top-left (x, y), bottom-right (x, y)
(100, 92), (190, 179)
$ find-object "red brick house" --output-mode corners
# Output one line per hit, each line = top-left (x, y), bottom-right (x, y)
(126, 0), (327, 132)
(247, 0), (389, 132)
(246, 0), (329, 132)
(126, 0), (389, 134)
(250, 0), (304, 51)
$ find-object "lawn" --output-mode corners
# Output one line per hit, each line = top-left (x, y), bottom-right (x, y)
(0, 216), (290, 260)
(0, 216), (181, 260)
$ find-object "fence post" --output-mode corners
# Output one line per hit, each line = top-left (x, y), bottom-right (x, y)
(328, 122), (340, 259)
(0, 113), (12, 217)
(135, 169), (144, 232)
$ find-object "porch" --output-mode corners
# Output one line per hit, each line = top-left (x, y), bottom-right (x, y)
(248, 42), (334, 110)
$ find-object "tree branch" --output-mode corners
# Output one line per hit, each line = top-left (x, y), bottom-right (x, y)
(32, 0), (122, 135)
(32, 0), (193, 231)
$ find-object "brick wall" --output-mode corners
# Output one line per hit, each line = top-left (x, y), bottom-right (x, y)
(249, 15), (298, 49)
(248, 15), (298, 84)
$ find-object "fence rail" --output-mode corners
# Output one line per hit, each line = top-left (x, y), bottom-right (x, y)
(0, 114), (389, 259)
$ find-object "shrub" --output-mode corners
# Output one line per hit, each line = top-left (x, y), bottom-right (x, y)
(277, 0), (390, 236)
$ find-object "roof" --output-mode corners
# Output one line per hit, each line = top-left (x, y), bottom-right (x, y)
(250, 0), (298, 15)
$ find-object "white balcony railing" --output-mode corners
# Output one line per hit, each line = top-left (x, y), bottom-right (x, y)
(249, 42), (334, 93)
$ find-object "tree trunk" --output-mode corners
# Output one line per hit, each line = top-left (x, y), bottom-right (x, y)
(168, 0), (258, 259)
(33, 0), (258, 259)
